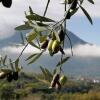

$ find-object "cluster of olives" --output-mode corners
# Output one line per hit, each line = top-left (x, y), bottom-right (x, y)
(40, 27), (65, 56)
(50, 73), (67, 90)
(0, 70), (19, 82)
(0, 0), (12, 8)
(7, 71), (19, 82)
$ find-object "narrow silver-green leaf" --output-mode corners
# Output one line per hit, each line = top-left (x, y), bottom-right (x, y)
(40, 66), (47, 77)
(29, 42), (40, 49)
(0, 57), (3, 65)
(20, 32), (25, 45)
(26, 14), (55, 22)
(3, 55), (7, 65)
(15, 58), (19, 69)
(56, 56), (70, 67)
(9, 59), (15, 71)
(28, 51), (44, 64)
(15, 24), (33, 30)
(26, 53), (38, 61)
(45, 68), (53, 78)
(79, 0), (84, 4)
(80, 5), (93, 24)
(37, 22), (48, 27)
(87, 0), (94, 4)
(70, 7), (79, 16)
(29, 6), (34, 14)
(53, 68), (57, 75)
(44, 68), (52, 82)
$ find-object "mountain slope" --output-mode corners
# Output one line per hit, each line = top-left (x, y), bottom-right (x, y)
(1, 30), (100, 78)
(0, 30), (87, 48)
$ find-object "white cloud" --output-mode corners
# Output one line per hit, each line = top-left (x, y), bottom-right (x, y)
(1, 43), (100, 57)
(66, 44), (100, 57)
(1, 45), (40, 55)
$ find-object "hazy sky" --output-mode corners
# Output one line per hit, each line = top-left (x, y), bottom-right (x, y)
(0, 0), (100, 77)
(0, 0), (100, 45)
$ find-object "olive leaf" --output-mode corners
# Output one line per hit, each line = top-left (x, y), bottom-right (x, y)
(80, 5), (93, 24)
(28, 42), (40, 49)
(15, 24), (33, 30)
(44, 68), (52, 82)
(45, 68), (53, 78)
(28, 51), (44, 64)
(65, 7), (79, 19)
(87, 0), (94, 4)
(29, 6), (34, 14)
(37, 22), (48, 27)
(40, 66), (52, 82)
(70, 7), (79, 16)
(70, 0), (78, 10)
(0, 59), (1, 66)
(15, 58), (19, 69)
(34, 25), (47, 33)
(56, 56), (70, 67)
(26, 53), (38, 61)
(52, 68), (57, 75)
(79, 0), (84, 5)
(40, 66), (47, 78)
(26, 14), (55, 22)
(15, 58), (21, 72)
(20, 32), (25, 45)
(9, 59), (14, 71)
(3, 55), (7, 65)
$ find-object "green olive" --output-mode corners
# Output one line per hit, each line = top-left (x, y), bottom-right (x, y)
(7, 72), (13, 82)
(52, 40), (60, 53)
(59, 75), (67, 85)
(47, 39), (54, 51)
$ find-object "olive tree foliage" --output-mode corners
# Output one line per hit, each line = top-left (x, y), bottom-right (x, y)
(0, 0), (94, 85)
(14, 0), (94, 68)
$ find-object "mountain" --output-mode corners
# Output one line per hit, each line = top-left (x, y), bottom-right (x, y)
(0, 29), (87, 48)
(64, 30), (87, 48)
(0, 30), (100, 78)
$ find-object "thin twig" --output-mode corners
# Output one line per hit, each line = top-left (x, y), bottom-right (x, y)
(43, 0), (50, 16)
(52, 0), (77, 29)
(18, 43), (29, 59)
